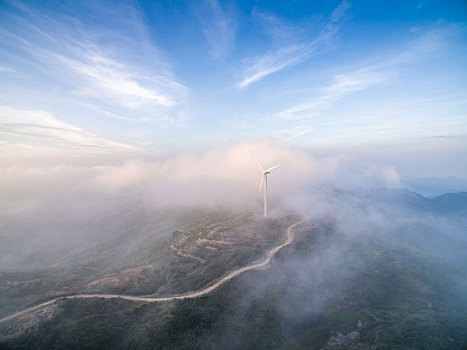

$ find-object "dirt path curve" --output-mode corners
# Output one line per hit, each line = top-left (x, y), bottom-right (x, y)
(0, 215), (308, 324)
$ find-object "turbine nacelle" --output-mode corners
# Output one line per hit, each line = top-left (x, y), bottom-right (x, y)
(263, 165), (279, 175)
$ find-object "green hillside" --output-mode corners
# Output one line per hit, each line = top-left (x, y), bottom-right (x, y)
(0, 205), (296, 320)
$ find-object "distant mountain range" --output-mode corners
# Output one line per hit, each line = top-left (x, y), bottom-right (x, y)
(402, 176), (467, 197)
(366, 187), (467, 216)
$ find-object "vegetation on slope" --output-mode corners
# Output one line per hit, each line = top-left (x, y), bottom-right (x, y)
(0, 204), (296, 319)
(2, 210), (466, 349)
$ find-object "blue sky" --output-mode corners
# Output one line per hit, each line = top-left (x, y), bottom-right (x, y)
(0, 0), (466, 176)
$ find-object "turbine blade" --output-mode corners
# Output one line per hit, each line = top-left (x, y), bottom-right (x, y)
(258, 174), (264, 197)
(265, 164), (279, 173)
(252, 155), (264, 172)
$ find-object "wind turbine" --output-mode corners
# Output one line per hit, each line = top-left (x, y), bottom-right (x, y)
(258, 163), (279, 217)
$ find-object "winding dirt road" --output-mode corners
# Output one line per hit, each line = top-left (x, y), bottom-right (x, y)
(0, 216), (308, 324)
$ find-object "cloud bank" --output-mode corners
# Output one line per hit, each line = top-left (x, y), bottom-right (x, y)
(0, 139), (402, 219)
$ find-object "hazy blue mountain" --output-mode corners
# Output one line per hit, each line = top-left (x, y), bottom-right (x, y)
(365, 188), (467, 216)
(403, 177), (467, 197)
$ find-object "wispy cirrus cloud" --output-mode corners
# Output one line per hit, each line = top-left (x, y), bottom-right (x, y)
(237, 0), (350, 88)
(276, 68), (395, 120)
(0, 1), (188, 122)
(0, 105), (136, 152)
(237, 43), (312, 89)
(252, 9), (298, 42)
(0, 65), (17, 73)
(201, 0), (237, 59)
(57, 51), (186, 108)
(274, 26), (452, 121)
(280, 125), (315, 140)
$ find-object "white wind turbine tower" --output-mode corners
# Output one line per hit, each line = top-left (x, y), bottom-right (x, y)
(258, 163), (279, 217)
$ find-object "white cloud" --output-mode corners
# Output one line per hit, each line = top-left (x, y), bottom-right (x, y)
(280, 125), (315, 140)
(60, 52), (185, 108)
(202, 0), (237, 59)
(272, 25), (455, 122)
(252, 10), (296, 42)
(328, 69), (392, 93)
(237, 1), (350, 88)
(0, 65), (17, 73)
(1, 1), (188, 121)
(0, 139), (330, 214)
(0, 105), (136, 152)
(276, 68), (395, 120)
(0, 138), (411, 219)
(237, 44), (310, 88)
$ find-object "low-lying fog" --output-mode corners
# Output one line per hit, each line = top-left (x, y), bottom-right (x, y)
(1, 139), (465, 269)
(0, 139), (405, 266)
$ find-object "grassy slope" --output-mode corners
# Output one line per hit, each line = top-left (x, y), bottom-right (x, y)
(0, 206), (295, 319)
